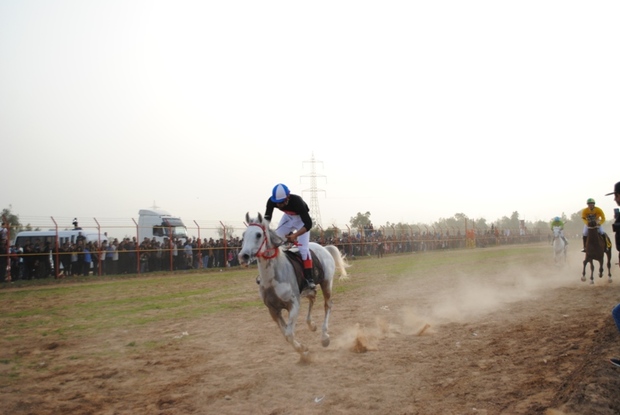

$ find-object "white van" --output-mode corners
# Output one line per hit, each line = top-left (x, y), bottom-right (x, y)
(14, 229), (108, 248)
(14, 229), (109, 275)
(137, 208), (188, 244)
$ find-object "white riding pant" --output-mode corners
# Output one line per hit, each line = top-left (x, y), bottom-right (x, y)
(275, 214), (310, 261)
(583, 225), (605, 236)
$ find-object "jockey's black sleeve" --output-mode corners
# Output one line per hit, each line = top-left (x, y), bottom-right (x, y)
(264, 194), (312, 231)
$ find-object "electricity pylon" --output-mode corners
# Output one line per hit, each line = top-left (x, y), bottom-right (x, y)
(301, 153), (326, 229)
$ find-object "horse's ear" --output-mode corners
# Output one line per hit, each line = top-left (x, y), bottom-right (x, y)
(257, 212), (263, 223)
(245, 212), (251, 224)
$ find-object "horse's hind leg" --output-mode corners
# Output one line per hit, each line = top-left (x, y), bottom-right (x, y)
(320, 284), (334, 347)
(582, 260), (587, 282)
(304, 293), (317, 333)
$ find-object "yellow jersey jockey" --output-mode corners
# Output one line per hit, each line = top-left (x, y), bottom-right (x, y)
(581, 198), (606, 252)
(550, 216), (568, 246)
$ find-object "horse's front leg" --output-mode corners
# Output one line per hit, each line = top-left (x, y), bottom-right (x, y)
(590, 262), (595, 284)
(283, 298), (308, 355)
(268, 305), (306, 355)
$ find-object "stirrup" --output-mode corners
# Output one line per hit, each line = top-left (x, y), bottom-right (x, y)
(304, 279), (316, 290)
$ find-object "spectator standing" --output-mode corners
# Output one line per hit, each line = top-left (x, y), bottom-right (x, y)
(184, 240), (193, 269)
(83, 244), (92, 276)
(0, 222), (7, 282)
(606, 182), (620, 367)
(99, 241), (107, 275)
(105, 240), (114, 274)
(70, 243), (79, 276)
(111, 239), (119, 274)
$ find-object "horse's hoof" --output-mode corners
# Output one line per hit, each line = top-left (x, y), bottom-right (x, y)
(581, 277), (586, 282)
(609, 278), (613, 283)
(322, 336), (330, 347)
(590, 280), (594, 285)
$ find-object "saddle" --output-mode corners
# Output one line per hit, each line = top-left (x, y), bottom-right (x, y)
(586, 217), (612, 250)
(590, 233), (612, 250)
(283, 247), (325, 293)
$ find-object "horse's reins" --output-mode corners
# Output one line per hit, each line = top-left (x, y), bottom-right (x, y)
(248, 223), (279, 259)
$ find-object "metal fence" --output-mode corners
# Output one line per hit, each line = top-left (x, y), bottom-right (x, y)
(1, 214), (549, 282)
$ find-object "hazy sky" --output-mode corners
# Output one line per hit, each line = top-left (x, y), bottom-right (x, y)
(1, 1), (619, 236)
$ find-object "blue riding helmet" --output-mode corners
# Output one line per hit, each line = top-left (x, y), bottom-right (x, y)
(554, 216), (560, 221)
(271, 183), (290, 203)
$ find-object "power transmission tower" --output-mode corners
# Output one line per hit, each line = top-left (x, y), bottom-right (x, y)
(301, 153), (326, 229)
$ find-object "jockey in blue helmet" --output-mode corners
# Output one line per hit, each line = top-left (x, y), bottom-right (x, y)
(550, 216), (568, 246)
(264, 183), (316, 291)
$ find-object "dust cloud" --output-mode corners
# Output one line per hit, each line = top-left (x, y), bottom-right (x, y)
(334, 249), (588, 352)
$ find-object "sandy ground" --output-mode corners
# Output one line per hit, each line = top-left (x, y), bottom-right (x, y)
(2, 245), (620, 415)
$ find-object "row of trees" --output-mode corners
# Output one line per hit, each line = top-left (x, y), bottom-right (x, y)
(345, 210), (590, 239)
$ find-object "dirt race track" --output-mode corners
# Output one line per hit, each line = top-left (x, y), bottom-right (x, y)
(2, 243), (620, 415)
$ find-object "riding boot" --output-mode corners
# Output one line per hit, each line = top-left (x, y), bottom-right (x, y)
(581, 236), (587, 252)
(563, 237), (568, 245)
(303, 267), (316, 290)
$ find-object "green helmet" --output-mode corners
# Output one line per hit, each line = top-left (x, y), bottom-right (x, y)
(587, 198), (595, 204)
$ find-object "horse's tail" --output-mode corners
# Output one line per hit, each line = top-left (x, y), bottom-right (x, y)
(325, 245), (351, 281)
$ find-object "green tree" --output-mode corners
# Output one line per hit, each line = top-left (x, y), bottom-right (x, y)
(1, 205), (24, 240)
(216, 223), (236, 239)
(435, 213), (469, 234)
(349, 211), (372, 229)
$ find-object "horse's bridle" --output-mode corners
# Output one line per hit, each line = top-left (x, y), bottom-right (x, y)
(248, 223), (279, 259)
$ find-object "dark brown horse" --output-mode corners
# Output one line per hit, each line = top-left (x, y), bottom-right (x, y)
(581, 218), (612, 284)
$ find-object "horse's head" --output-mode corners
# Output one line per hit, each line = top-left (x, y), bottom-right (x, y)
(552, 226), (562, 237)
(238, 212), (282, 266)
(586, 214), (598, 229)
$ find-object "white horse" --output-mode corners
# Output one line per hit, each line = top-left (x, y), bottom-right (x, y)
(552, 226), (567, 266)
(238, 212), (350, 358)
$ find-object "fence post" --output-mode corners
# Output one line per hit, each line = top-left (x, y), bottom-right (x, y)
(132, 218), (140, 274)
(194, 220), (202, 269)
(50, 216), (59, 279)
(94, 217), (102, 276)
(220, 221), (228, 267)
(168, 224), (174, 272)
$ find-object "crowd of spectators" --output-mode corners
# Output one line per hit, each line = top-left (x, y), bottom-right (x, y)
(2, 235), (243, 281)
(316, 225), (545, 259)
(0, 224), (545, 282)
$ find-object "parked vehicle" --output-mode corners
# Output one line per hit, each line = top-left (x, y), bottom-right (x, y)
(14, 229), (107, 248)
(137, 208), (188, 244)
(13, 229), (108, 277)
